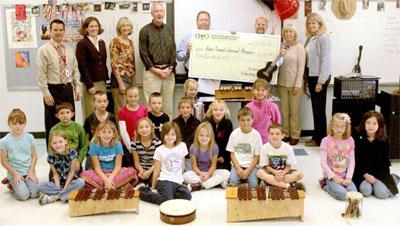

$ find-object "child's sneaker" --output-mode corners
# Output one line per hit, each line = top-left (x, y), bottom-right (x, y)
(133, 183), (145, 191)
(39, 194), (58, 205)
(220, 180), (228, 189)
(291, 182), (306, 192)
(319, 178), (327, 190)
(187, 182), (202, 192)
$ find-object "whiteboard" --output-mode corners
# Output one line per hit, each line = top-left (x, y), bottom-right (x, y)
(285, 1), (400, 84)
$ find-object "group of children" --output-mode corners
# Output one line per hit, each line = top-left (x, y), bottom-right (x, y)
(0, 78), (398, 209)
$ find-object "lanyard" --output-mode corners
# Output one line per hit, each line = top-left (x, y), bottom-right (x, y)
(51, 40), (66, 63)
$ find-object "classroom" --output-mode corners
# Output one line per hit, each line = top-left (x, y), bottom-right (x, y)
(0, 0), (399, 225)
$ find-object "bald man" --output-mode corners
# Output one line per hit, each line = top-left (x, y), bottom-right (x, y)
(255, 17), (270, 35)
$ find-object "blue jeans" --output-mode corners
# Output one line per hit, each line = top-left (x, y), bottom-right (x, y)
(360, 174), (400, 199)
(184, 158), (192, 172)
(12, 178), (39, 201)
(325, 179), (357, 200)
(230, 166), (258, 188)
(38, 178), (85, 202)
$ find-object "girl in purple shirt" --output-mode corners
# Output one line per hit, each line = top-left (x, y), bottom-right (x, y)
(183, 122), (230, 191)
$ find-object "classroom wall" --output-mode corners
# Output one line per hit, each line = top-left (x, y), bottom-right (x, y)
(1, 0), (398, 134)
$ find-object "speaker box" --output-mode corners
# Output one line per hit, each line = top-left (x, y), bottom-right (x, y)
(377, 91), (400, 160)
(332, 99), (375, 128)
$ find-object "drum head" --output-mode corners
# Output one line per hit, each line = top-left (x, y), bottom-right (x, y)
(160, 199), (196, 216)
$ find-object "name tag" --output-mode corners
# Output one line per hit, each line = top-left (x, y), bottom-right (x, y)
(65, 68), (71, 78)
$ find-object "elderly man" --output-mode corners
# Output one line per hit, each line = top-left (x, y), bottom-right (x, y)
(139, 2), (176, 117)
(36, 19), (81, 144)
(176, 11), (210, 71)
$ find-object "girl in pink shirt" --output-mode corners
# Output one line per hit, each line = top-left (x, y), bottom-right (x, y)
(246, 78), (281, 144)
(320, 113), (357, 200)
(118, 86), (148, 167)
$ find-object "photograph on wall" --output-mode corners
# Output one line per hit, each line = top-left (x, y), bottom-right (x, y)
(377, 0), (385, 12)
(31, 6), (40, 16)
(94, 4), (102, 12)
(15, 51), (30, 68)
(105, 2), (116, 10)
(40, 24), (51, 40)
(319, 0), (327, 10)
(58, 4), (85, 42)
(142, 3), (150, 12)
(362, 0), (369, 9)
(119, 2), (131, 10)
(305, 0), (312, 16)
(132, 2), (138, 12)
(6, 8), (37, 48)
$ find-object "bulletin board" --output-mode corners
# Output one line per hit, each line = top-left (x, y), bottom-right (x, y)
(2, 1), (172, 90)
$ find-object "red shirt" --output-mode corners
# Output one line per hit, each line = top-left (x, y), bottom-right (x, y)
(118, 105), (148, 146)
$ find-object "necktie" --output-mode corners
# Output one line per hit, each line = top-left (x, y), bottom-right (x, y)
(57, 44), (67, 84)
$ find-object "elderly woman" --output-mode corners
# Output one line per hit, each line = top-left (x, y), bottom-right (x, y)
(277, 24), (306, 146)
(304, 13), (332, 147)
(110, 17), (136, 118)
(76, 17), (108, 119)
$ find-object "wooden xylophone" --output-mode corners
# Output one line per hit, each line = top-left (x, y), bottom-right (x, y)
(226, 184), (305, 222)
(67, 187), (140, 217)
(215, 84), (253, 100)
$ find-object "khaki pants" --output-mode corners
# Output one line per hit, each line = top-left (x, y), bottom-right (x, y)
(111, 88), (126, 120)
(81, 81), (107, 120)
(277, 86), (303, 139)
(142, 68), (175, 118)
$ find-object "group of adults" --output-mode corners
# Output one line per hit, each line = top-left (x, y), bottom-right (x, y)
(36, 1), (331, 148)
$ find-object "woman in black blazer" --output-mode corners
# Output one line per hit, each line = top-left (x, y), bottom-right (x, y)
(76, 17), (109, 119)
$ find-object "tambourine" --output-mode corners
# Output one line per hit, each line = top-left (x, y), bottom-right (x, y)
(159, 199), (196, 224)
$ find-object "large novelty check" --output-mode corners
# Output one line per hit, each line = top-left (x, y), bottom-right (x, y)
(188, 30), (281, 83)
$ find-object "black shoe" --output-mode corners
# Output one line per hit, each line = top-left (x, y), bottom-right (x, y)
(282, 137), (291, 142)
(291, 182), (306, 191)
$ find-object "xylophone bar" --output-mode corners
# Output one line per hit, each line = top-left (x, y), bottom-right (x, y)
(68, 188), (140, 217)
(235, 185), (302, 201)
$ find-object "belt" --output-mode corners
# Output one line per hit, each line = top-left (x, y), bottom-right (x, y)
(153, 64), (170, 70)
(48, 83), (72, 88)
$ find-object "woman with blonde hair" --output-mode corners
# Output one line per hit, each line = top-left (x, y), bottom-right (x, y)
(304, 13), (332, 147)
(277, 24), (306, 145)
(110, 17), (136, 119)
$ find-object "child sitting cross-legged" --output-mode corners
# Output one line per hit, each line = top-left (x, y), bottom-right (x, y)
(256, 124), (303, 189)
(183, 122), (230, 191)
(227, 107), (262, 188)
(80, 121), (137, 189)
(138, 122), (191, 205)
(38, 130), (85, 205)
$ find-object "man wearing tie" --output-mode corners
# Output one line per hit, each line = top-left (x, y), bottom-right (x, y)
(36, 19), (81, 144)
